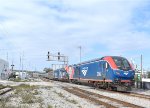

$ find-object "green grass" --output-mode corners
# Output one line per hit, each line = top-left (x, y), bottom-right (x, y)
(13, 84), (37, 90)
(22, 93), (35, 103)
(66, 99), (78, 104)
(0, 97), (10, 108)
(13, 84), (42, 104)
(0, 84), (44, 108)
(0, 84), (5, 89)
(53, 91), (65, 98)
(47, 104), (53, 108)
(32, 89), (39, 95)
(42, 86), (52, 90)
(13, 84), (37, 95)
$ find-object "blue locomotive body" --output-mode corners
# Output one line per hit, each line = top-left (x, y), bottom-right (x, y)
(54, 56), (135, 91)
(73, 61), (134, 82)
(71, 56), (135, 91)
(53, 68), (68, 80)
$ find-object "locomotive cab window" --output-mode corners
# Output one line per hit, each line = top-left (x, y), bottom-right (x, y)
(112, 57), (131, 71)
(74, 67), (80, 75)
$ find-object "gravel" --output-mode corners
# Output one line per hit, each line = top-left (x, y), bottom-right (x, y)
(0, 79), (150, 108)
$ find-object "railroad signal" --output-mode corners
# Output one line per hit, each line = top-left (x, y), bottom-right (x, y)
(11, 64), (14, 71)
(137, 74), (141, 81)
(46, 51), (68, 69)
(58, 52), (60, 60)
(47, 51), (50, 60)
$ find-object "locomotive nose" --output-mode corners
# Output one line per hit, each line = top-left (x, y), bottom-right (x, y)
(114, 70), (134, 78)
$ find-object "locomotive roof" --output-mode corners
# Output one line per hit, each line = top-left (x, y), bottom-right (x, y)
(75, 56), (126, 66)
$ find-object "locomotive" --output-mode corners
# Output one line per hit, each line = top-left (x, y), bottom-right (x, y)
(53, 56), (135, 91)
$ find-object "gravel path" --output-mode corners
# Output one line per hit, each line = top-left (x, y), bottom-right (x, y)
(0, 79), (150, 108)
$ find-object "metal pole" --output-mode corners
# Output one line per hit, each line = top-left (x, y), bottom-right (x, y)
(141, 54), (143, 78)
(6, 52), (8, 61)
(22, 52), (24, 72)
(20, 55), (21, 72)
(79, 46), (81, 63)
(141, 54), (143, 88)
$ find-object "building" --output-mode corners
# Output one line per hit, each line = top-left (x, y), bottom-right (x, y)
(15, 71), (28, 79)
(0, 58), (9, 80)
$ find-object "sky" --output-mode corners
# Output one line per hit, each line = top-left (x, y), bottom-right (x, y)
(0, 0), (150, 71)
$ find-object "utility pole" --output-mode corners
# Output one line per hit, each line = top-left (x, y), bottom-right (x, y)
(22, 52), (24, 72)
(11, 61), (14, 72)
(6, 52), (8, 61)
(141, 54), (143, 79)
(140, 54), (143, 89)
(78, 46), (81, 63)
(20, 55), (21, 72)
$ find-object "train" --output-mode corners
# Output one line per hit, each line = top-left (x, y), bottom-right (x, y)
(53, 56), (135, 91)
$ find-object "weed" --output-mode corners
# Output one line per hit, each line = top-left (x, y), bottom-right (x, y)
(47, 104), (53, 108)
(38, 103), (44, 108)
(33, 89), (39, 95)
(36, 97), (43, 103)
(66, 99), (78, 104)
(13, 78), (22, 82)
(22, 93), (35, 103)
(0, 84), (5, 89)
(78, 105), (82, 108)
(0, 97), (10, 108)
(53, 91), (64, 98)
(42, 86), (52, 90)
(13, 84), (37, 94)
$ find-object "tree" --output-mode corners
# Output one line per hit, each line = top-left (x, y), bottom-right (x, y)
(43, 68), (53, 73)
(148, 71), (150, 78)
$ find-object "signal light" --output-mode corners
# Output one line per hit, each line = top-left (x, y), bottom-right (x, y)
(58, 52), (60, 60)
(48, 51), (50, 60)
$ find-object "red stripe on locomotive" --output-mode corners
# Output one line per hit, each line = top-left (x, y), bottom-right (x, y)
(102, 56), (118, 70)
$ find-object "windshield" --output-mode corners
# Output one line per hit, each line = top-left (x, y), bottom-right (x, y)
(112, 57), (131, 70)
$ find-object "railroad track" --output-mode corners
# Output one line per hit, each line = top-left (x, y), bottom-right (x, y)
(0, 87), (13, 96)
(63, 87), (144, 108)
(41, 77), (149, 103)
(95, 88), (150, 100)
(42, 77), (150, 100)
(128, 92), (150, 100)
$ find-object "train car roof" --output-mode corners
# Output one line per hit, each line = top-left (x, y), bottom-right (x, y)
(74, 56), (127, 66)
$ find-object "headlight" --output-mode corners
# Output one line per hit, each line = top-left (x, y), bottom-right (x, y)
(116, 71), (120, 75)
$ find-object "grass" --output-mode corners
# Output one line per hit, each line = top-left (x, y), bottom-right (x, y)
(53, 90), (78, 105)
(13, 84), (43, 104)
(10, 77), (34, 82)
(0, 97), (10, 108)
(22, 93), (35, 103)
(33, 89), (39, 95)
(42, 86), (52, 90)
(13, 84), (37, 95)
(0, 84), (5, 89)
(53, 91), (65, 98)
(53, 90), (78, 106)
(0, 83), (44, 108)
(66, 99), (78, 104)
(47, 104), (53, 108)
(13, 84), (37, 91)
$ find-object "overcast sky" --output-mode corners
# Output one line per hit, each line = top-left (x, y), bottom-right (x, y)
(0, 0), (150, 71)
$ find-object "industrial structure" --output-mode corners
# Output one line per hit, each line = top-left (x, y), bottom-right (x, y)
(0, 58), (10, 80)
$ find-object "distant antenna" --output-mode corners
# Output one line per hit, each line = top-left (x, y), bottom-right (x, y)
(78, 46), (82, 63)
(6, 52), (8, 61)
(11, 61), (14, 71)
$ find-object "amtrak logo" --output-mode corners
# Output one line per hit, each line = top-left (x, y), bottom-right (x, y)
(82, 67), (88, 76)
(124, 72), (128, 75)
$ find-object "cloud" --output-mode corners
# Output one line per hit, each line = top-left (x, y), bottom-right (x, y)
(0, 0), (150, 70)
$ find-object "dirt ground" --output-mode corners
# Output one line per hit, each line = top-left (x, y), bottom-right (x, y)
(0, 79), (150, 108)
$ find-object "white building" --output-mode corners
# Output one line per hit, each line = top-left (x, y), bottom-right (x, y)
(0, 59), (10, 79)
(15, 71), (28, 79)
